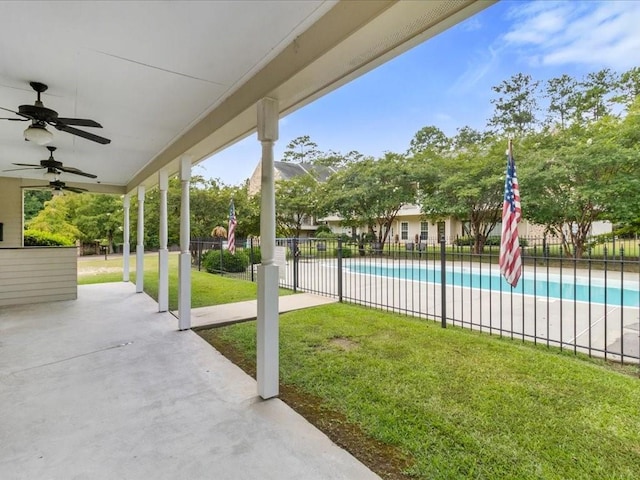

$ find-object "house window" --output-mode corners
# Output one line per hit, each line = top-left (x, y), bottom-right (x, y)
(401, 222), (408, 240)
(420, 221), (428, 241)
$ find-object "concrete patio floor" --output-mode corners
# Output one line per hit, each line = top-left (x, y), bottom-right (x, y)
(0, 282), (378, 480)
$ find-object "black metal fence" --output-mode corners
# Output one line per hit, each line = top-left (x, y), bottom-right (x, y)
(191, 235), (640, 365)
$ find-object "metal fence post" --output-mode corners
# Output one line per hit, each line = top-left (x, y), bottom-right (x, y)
(219, 238), (224, 275)
(250, 237), (255, 283)
(440, 235), (446, 328)
(293, 238), (299, 292)
(337, 237), (343, 302)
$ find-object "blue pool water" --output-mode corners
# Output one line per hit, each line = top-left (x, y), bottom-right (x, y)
(347, 263), (640, 307)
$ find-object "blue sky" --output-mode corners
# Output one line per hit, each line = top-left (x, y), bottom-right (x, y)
(196, 0), (640, 186)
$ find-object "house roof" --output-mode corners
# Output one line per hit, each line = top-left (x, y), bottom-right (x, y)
(274, 161), (337, 182)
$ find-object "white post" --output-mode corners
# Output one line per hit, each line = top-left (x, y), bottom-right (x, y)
(136, 186), (145, 293)
(257, 97), (279, 399)
(158, 170), (169, 312)
(122, 195), (130, 282)
(178, 156), (192, 330)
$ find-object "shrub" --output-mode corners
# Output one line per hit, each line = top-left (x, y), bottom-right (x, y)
(335, 246), (353, 258)
(316, 231), (336, 239)
(315, 225), (332, 235)
(23, 229), (74, 247)
(247, 246), (261, 264)
(202, 249), (249, 273)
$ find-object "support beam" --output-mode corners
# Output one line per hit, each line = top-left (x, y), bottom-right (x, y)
(158, 170), (169, 312)
(135, 186), (145, 293)
(178, 156), (192, 330)
(256, 97), (279, 399)
(122, 195), (130, 282)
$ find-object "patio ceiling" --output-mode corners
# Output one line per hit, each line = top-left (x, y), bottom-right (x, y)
(0, 1), (492, 195)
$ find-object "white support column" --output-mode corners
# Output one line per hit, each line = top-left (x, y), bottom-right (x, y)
(122, 195), (131, 282)
(178, 156), (192, 330)
(257, 97), (279, 399)
(158, 170), (169, 312)
(135, 186), (146, 293)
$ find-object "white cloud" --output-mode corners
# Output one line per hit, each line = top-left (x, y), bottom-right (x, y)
(449, 44), (502, 94)
(502, 1), (640, 71)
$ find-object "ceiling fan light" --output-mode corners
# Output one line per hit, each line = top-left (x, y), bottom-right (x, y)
(51, 188), (63, 197)
(43, 169), (58, 181)
(24, 124), (53, 145)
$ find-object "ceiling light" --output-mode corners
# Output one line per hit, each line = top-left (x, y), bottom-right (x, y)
(23, 124), (53, 145)
(43, 169), (58, 181)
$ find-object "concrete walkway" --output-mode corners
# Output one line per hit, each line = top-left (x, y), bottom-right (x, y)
(189, 293), (338, 329)
(0, 283), (377, 480)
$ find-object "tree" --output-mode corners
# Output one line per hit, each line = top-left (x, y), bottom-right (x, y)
(23, 190), (52, 222)
(322, 153), (416, 247)
(282, 135), (321, 163)
(545, 74), (578, 130)
(417, 137), (505, 253)
(72, 193), (123, 252)
(452, 126), (485, 150)
(314, 149), (363, 168)
(488, 73), (540, 135)
(26, 194), (82, 242)
(275, 173), (320, 237)
(614, 66), (640, 110)
(572, 69), (618, 124)
(520, 110), (640, 257)
(408, 125), (450, 155)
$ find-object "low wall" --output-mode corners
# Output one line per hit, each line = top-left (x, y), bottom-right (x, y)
(0, 247), (77, 307)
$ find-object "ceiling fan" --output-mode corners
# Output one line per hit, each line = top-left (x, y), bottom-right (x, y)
(3, 146), (97, 179)
(23, 179), (88, 195)
(0, 81), (111, 145)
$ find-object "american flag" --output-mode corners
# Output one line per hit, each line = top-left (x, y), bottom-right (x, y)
(499, 140), (522, 287)
(228, 199), (237, 255)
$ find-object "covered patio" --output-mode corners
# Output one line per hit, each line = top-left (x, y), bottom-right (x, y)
(0, 282), (376, 479)
(0, 1), (492, 476)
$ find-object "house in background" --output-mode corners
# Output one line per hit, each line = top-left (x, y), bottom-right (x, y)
(249, 160), (337, 237)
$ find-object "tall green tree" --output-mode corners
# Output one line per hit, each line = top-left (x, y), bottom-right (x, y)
(520, 108), (640, 257)
(26, 194), (82, 242)
(275, 173), (320, 237)
(614, 66), (640, 109)
(573, 68), (618, 123)
(322, 153), (416, 247)
(282, 135), (321, 163)
(417, 137), (505, 253)
(23, 190), (52, 222)
(488, 73), (540, 135)
(545, 74), (578, 130)
(408, 125), (450, 155)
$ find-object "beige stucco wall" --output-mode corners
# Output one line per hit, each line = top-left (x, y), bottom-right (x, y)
(0, 177), (23, 247)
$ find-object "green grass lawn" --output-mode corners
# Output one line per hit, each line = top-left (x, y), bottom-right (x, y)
(78, 253), (290, 309)
(199, 303), (640, 480)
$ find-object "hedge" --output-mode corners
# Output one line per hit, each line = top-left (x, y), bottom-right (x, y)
(23, 229), (74, 247)
(202, 249), (249, 273)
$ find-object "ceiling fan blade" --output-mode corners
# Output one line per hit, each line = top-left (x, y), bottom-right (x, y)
(2, 167), (40, 172)
(0, 117), (29, 121)
(57, 165), (98, 179)
(12, 163), (42, 167)
(54, 124), (111, 144)
(56, 118), (103, 128)
(0, 106), (31, 120)
(62, 185), (87, 193)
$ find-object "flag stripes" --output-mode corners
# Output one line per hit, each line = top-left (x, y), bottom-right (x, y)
(499, 140), (522, 287)
(228, 200), (237, 255)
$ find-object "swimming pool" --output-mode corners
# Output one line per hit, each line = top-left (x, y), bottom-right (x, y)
(346, 263), (640, 307)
